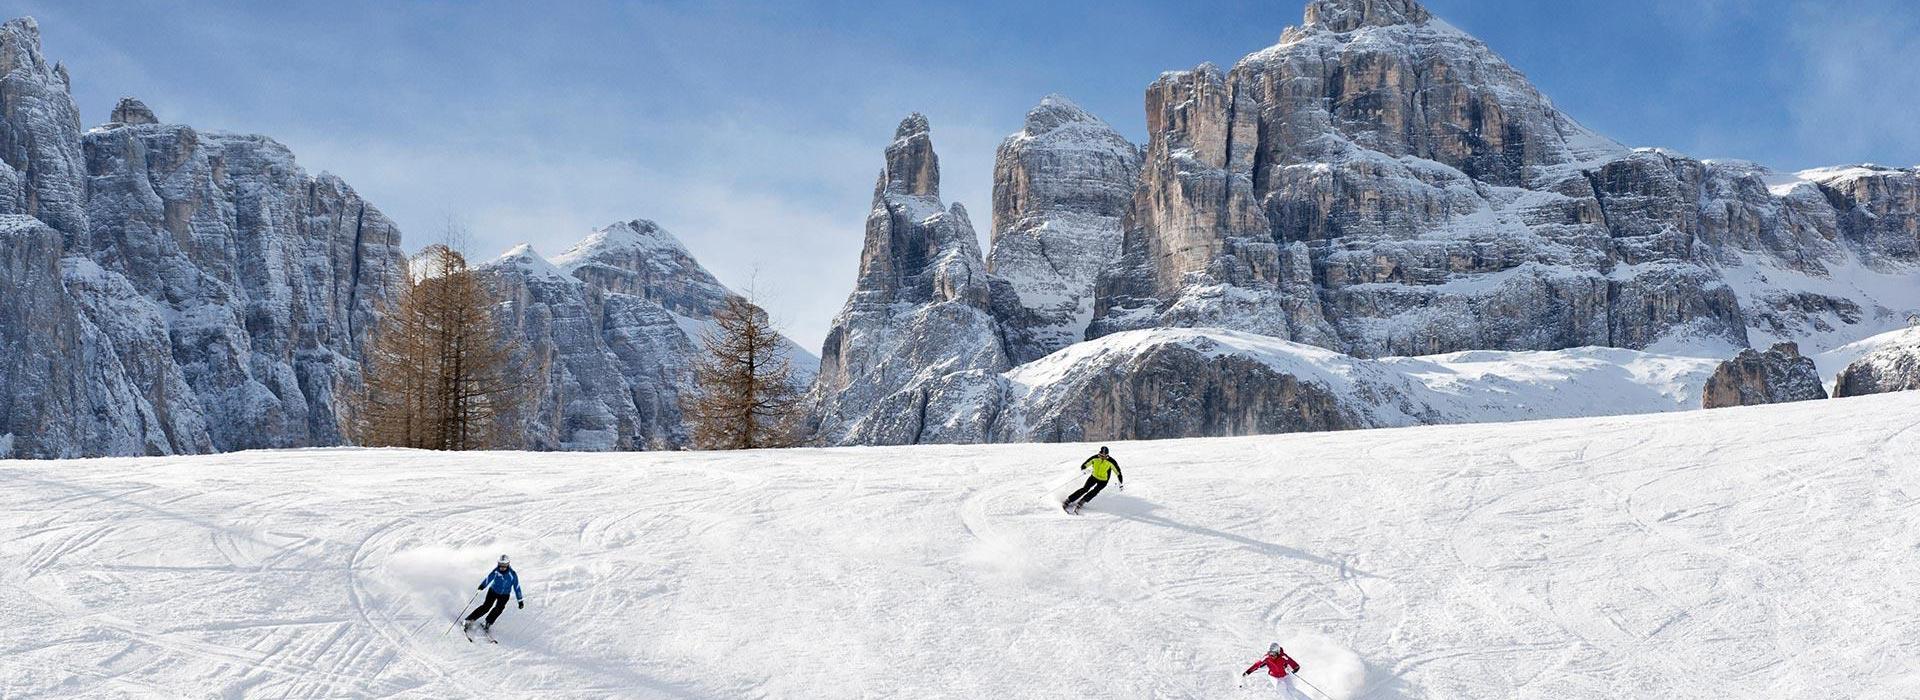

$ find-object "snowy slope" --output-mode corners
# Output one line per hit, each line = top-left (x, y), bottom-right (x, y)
(997, 328), (1721, 440)
(1815, 325), (1920, 390)
(5, 393), (1920, 698)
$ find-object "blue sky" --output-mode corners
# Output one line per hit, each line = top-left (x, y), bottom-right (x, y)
(10, 0), (1918, 349)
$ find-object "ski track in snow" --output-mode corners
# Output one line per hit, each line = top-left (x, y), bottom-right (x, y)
(4, 394), (1920, 698)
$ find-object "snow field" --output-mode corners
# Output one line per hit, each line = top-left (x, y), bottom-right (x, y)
(3, 392), (1920, 698)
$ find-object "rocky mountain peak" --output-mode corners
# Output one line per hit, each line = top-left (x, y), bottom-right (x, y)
(880, 113), (939, 198)
(109, 97), (157, 125)
(1302, 0), (1432, 32)
(1021, 94), (1100, 134)
(551, 218), (686, 270)
(489, 243), (572, 282)
(0, 16), (38, 48)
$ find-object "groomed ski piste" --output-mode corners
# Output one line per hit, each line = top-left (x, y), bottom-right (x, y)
(4, 392), (1919, 699)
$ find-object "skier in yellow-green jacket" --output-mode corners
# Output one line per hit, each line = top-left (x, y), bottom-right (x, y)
(1063, 446), (1123, 514)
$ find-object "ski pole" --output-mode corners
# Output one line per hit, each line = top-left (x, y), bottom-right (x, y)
(442, 589), (481, 637)
(1294, 675), (1333, 700)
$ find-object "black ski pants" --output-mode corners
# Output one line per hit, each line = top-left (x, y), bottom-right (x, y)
(467, 591), (511, 624)
(1065, 476), (1108, 505)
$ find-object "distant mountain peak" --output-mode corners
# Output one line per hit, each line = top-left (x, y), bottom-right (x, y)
(551, 219), (687, 270)
(1020, 94), (1110, 136)
(1302, 0), (1432, 32)
(488, 243), (572, 282)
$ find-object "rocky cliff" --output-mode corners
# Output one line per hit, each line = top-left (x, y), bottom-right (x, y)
(989, 96), (1141, 364)
(1701, 343), (1827, 409)
(1088, 0), (1917, 359)
(0, 17), (407, 457)
(482, 222), (815, 451)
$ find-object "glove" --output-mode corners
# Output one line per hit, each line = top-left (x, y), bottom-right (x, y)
(517, 600), (524, 609)
(1118, 483), (1125, 490)
(477, 585), (485, 590)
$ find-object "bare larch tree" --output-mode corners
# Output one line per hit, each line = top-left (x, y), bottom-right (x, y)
(347, 240), (528, 450)
(682, 295), (800, 449)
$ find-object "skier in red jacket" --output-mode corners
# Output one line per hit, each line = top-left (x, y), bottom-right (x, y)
(1243, 643), (1309, 698)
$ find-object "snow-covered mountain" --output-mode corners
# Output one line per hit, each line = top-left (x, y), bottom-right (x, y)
(809, 0), (1920, 446)
(8, 391), (1919, 696)
(0, 17), (407, 459)
(480, 222), (816, 451)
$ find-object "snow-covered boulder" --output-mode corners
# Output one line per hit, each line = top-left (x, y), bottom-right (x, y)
(1701, 343), (1827, 409)
(1833, 327), (1920, 398)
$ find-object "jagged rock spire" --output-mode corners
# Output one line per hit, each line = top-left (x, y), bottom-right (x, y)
(1303, 0), (1432, 32)
(810, 113), (1009, 445)
(110, 97), (157, 125)
(879, 113), (939, 198)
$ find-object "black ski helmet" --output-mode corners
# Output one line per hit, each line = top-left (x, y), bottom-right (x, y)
(1098, 446), (1109, 454)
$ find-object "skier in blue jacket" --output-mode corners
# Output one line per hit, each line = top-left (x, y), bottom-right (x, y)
(463, 555), (523, 635)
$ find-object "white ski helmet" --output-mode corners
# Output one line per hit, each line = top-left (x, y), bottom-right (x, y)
(498, 555), (511, 565)
(1269, 642), (1282, 654)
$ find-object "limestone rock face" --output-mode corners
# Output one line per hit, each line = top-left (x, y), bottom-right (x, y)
(989, 96), (1141, 363)
(0, 18), (89, 245)
(1087, 0), (1917, 360)
(483, 245), (679, 451)
(108, 96), (156, 125)
(1701, 343), (1828, 408)
(0, 216), (165, 458)
(809, 115), (1011, 444)
(1833, 329), (1920, 398)
(1804, 166), (1920, 265)
(1303, 0), (1431, 33)
(0, 19), (407, 457)
(79, 115), (407, 452)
